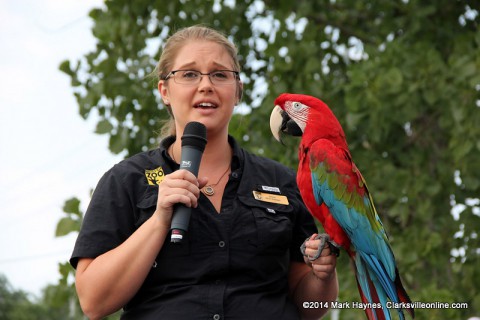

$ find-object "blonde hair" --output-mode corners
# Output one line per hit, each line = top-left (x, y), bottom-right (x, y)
(157, 25), (242, 137)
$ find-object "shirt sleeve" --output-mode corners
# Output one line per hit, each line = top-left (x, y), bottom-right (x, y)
(70, 163), (136, 268)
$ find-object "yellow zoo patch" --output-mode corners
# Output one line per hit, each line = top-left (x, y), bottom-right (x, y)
(145, 166), (165, 185)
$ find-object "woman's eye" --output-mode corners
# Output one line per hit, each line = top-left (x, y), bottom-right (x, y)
(212, 71), (228, 79)
(182, 71), (199, 78)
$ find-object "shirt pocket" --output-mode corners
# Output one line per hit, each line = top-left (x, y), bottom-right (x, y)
(135, 190), (158, 229)
(135, 190), (190, 257)
(237, 194), (294, 254)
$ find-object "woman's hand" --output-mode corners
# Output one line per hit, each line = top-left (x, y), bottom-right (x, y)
(289, 233), (339, 319)
(302, 233), (337, 280)
(154, 170), (208, 228)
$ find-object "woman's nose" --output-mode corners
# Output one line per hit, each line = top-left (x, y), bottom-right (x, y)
(198, 75), (214, 92)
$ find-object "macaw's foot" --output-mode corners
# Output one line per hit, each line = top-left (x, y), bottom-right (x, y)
(300, 233), (340, 261)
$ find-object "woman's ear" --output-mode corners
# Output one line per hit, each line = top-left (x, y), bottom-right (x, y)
(158, 80), (170, 105)
(236, 81), (243, 104)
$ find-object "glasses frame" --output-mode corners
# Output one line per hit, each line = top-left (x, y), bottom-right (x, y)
(164, 69), (240, 85)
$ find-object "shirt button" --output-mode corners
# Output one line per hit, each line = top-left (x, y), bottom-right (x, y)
(231, 172), (239, 178)
(213, 314), (221, 320)
(218, 241), (225, 248)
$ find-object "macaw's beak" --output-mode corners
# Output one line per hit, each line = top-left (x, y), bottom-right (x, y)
(270, 105), (303, 144)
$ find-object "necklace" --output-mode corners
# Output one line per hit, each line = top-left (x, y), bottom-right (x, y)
(170, 143), (230, 196)
(203, 165), (230, 196)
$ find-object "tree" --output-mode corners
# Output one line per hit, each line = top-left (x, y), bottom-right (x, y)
(0, 274), (66, 320)
(52, 197), (121, 319)
(59, 1), (480, 319)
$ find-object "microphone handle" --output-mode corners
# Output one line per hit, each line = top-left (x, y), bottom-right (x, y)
(178, 145), (203, 175)
(170, 146), (203, 243)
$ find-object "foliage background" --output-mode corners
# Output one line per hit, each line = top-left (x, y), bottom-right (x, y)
(52, 0), (480, 319)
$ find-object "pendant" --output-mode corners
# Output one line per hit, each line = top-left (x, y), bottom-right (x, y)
(203, 185), (215, 196)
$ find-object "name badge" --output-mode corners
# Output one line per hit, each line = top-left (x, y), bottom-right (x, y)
(252, 191), (289, 205)
(258, 185), (281, 194)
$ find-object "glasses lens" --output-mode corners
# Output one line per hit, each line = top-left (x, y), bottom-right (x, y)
(171, 70), (238, 85)
(175, 70), (200, 84)
(210, 71), (236, 84)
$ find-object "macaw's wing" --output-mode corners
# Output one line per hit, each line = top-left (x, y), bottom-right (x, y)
(308, 139), (396, 280)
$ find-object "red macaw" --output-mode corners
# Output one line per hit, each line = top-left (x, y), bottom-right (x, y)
(270, 93), (414, 320)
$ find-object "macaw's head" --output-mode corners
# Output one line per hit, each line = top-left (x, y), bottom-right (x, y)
(269, 93), (347, 148)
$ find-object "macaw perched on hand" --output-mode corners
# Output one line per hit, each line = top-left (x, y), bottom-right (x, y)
(270, 93), (414, 320)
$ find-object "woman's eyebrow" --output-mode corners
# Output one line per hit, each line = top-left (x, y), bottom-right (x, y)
(174, 61), (231, 70)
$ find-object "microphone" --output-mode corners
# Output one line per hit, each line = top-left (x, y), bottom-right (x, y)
(170, 121), (207, 243)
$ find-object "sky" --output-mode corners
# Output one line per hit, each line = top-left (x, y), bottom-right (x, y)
(0, 0), (123, 297)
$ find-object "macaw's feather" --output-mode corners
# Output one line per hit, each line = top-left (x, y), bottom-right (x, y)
(301, 138), (412, 319)
(272, 93), (414, 320)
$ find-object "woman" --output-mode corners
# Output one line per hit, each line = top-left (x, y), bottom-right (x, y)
(71, 25), (338, 320)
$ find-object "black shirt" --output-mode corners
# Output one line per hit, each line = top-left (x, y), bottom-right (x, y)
(71, 136), (317, 320)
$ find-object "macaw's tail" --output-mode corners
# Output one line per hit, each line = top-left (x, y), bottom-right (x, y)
(394, 268), (415, 319)
(351, 252), (415, 320)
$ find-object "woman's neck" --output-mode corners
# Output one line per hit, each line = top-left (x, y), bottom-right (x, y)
(170, 133), (232, 170)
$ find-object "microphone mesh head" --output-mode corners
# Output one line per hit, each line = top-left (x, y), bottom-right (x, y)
(184, 121), (207, 138)
(181, 122), (207, 151)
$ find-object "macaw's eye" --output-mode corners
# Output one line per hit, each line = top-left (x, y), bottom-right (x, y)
(293, 102), (302, 111)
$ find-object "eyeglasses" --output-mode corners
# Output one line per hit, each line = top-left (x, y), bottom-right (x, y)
(164, 70), (239, 85)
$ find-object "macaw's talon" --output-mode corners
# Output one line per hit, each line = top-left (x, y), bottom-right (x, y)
(327, 240), (340, 257)
(300, 233), (340, 261)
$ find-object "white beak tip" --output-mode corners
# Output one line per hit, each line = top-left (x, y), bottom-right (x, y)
(269, 105), (283, 142)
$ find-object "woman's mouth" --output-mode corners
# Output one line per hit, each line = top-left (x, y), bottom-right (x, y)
(194, 102), (217, 109)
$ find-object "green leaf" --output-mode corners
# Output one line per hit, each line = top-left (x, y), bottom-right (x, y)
(383, 67), (403, 94)
(58, 262), (73, 281)
(58, 60), (72, 75)
(55, 217), (81, 237)
(463, 176), (480, 190)
(454, 140), (473, 162)
(109, 126), (129, 154)
(345, 112), (364, 130)
(95, 119), (114, 134)
(62, 197), (80, 215)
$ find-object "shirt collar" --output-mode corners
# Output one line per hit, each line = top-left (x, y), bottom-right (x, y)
(160, 135), (178, 170)
(159, 135), (243, 172)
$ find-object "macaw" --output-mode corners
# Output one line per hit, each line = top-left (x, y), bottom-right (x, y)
(270, 93), (414, 320)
